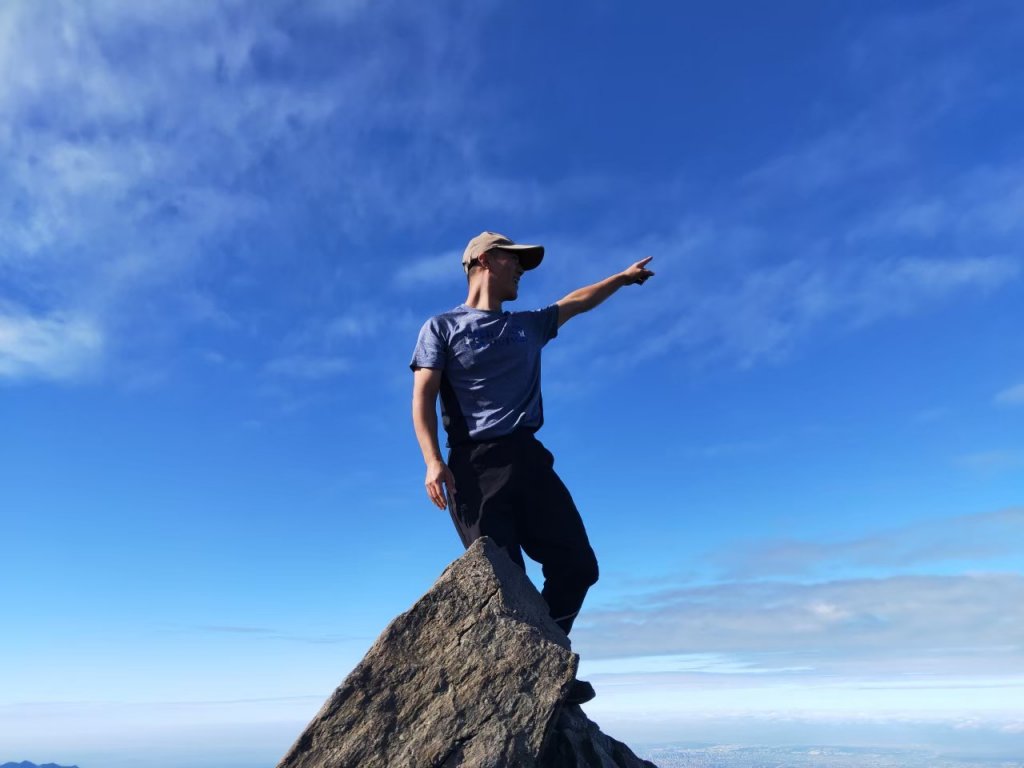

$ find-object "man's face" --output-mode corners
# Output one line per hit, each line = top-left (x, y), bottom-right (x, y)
(486, 250), (525, 301)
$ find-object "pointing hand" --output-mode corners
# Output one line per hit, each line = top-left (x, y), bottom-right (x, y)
(622, 256), (654, 285)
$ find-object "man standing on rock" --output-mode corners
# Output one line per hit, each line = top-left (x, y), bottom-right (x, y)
(410, 231), (654, 703)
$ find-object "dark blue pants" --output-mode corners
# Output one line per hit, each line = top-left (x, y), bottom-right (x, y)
(447, 431), (599, 635)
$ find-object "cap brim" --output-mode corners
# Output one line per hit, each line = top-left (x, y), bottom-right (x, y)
(493, 243), (544, 270)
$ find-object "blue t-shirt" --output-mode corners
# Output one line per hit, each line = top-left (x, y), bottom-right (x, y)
(410, 304), (560, 443)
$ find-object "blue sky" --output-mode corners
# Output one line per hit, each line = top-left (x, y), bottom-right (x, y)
(1, 1), (1022, 766)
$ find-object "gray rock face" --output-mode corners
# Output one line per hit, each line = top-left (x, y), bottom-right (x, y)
(277, 537), (657, 768)
(545, 706), (658, 768)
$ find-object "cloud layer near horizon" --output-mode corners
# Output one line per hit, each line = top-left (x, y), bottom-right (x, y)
(574, 508), (1024, 685)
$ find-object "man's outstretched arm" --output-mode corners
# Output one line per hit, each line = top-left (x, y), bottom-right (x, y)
(555, 256), (654, 328)
(411, 366), (456, 510)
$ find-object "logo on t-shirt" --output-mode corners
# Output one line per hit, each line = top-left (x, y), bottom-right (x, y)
(466, 324), (528, 350)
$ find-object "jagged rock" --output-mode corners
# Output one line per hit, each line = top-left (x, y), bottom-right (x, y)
(277, 537), (658, 768)
(545, 706), (658, 768)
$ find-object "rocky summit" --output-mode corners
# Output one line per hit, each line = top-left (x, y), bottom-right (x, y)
(276, 537), (657, 768)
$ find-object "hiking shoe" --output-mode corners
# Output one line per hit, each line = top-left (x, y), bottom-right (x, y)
(566, 678), (596, 704)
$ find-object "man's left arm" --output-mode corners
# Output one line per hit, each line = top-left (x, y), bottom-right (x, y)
(555, 256), (654, 328)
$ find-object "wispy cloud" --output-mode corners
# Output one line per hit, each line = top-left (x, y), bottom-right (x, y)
(741, 114), (909, 197)
(547, 247), (1018, 380)
(0, 307), (104, 381)
(684, 255), (1017, 367)
(578, 507), (1024, 678)
(197, 625), (276, 635)
(956, 451), (1024, 473)
(745, 1), (1019, 201)
(258, 303), (420, 390)
(325, 312), (385, 341)
(195, 625), (365, 644)
(713, 508), (1024, 580)
(394, 251), (464, 291)
(4, 0), (1020, 391)
(0, 1), (498, 384)
(684, 440), (776, 460)
(575, 572), (1024, 677)
(995, 382), (1024, 406)
(914, 406), (952, 424)
(265, 355), (351, 380)
(532, 3), (1024, 378)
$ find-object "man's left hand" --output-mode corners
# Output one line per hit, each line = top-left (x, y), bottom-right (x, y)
(622, 256), (655, 285)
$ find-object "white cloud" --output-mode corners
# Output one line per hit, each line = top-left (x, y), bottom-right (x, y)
(956, 450), (1024, 472)
(686, 440), (776, 459)
(549, 250), (1019, 378)
(742, 115), (908, 196)
(325, 314), (381, 340)
(0, 0), (498, 382)
(995, 382), (1024, 406)
(745, 2), (1016, 201)
(844, 256), (1019, 326)
(0, 307), (103, 381)
(576, 512), (1024, 678)
(580, 652), (810, 677)
(915, 406), (952, 424)
(535, 142), (1023, 381)
(540, 4), (1019, 375)
(714, 508), (1024, 579)
(2, 0), (1019, 390)
(264, 355), (351, 380)
(394, 251), (463, 290)
(574, 573), (1024, 676)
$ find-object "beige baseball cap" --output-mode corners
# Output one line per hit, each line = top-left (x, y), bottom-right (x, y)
(462, 231), (545, 274)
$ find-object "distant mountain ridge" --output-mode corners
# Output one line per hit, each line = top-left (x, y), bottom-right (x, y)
(1, 762), (80, 768)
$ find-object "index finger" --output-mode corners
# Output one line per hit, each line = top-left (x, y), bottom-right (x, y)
(636, 256), (654, 267)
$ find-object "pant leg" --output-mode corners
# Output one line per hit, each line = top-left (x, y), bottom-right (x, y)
(447, 440), (526, 570)
(518, 438), (599, 634)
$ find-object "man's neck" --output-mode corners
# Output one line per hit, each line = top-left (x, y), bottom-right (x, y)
(464, 283), (503, 312)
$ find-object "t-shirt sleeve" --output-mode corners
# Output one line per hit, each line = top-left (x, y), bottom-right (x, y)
(410, 317), (447, 371)
(533, 304), (559, 345)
